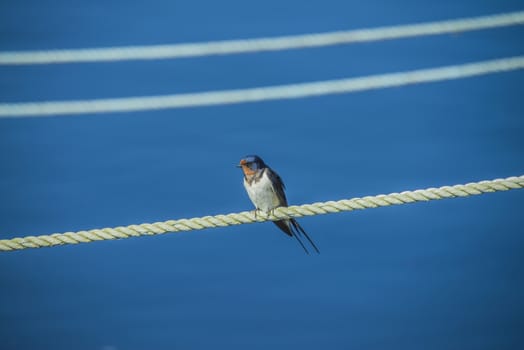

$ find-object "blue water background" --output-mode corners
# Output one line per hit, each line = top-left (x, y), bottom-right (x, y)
(1, 1), (523, 349)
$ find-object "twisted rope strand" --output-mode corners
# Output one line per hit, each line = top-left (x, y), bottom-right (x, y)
(1, 175), (522, 252)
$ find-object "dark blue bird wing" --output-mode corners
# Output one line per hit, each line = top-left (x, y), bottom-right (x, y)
(266, 167), (288, 206)
(265, 167), (320, 254)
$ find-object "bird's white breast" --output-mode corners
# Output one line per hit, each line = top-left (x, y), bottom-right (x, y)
(243, 170), (280, 213)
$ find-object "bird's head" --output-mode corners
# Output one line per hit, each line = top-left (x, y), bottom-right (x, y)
(237, 155), (266, 176)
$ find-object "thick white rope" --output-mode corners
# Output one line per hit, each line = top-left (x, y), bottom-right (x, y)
(1, 56), (523, 118)
(1, 11), (523, 65)
(1, 175), (522, 252)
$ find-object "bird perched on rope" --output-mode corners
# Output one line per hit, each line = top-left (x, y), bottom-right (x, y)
(237, 155), (319, 254)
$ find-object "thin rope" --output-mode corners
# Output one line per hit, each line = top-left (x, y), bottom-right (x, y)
(1, 56), (523, 118)
(1, 175), (522, 252)
(1, 11), (523, 65)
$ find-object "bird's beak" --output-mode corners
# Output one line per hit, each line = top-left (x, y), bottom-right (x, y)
(236, 164), (242, 168)
(236, 159), (245, 168)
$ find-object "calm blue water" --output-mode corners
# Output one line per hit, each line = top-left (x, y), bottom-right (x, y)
(1, 1), (524, 349)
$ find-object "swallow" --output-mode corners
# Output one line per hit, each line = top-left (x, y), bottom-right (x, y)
(237, 155), (319, 254)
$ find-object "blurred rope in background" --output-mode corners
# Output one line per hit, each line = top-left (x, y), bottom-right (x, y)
(1, 175), (522, 252)
(1, 11), (523, 65)
(1, 10), (523, 118)
(1, 56), (524, 118)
